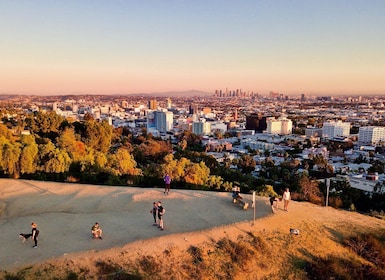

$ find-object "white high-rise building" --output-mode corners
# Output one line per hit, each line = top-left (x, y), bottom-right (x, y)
(155, 111), (173, 132)
(358, 126), (385, 146)
(322, 121), (350, 139)
(266, 117), (292, 135)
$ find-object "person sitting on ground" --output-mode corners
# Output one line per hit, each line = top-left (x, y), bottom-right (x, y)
(91, 222), (103, 239)
(232, 185), (243, 200)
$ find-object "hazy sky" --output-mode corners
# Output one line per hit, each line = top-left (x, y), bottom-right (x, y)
(1, 0), (385, 96)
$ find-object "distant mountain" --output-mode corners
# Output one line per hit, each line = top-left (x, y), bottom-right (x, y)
(129, 90), (213, 97)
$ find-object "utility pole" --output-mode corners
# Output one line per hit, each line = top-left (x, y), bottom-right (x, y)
(325, 178), (330, 207)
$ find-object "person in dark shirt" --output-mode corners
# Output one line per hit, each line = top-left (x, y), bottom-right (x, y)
(151, 202), (158, 226)
(157, 201), (165, 230)
(21, 222), (39, 248)
(270, 196), (279, 213)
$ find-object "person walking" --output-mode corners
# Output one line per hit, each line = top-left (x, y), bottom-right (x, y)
(157, 201), (165, 230)
(21, 222), (39, 248)
(164, 173), (171, 195)
(151, 201), (158, 226)
(283, 188), (291, 211)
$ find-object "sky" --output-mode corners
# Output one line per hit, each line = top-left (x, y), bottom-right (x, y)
(1, 0), (385, 96)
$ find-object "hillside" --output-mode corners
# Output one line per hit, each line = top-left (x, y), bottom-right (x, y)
(1, 180), (385, 279)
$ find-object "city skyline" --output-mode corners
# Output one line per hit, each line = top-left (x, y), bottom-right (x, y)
(1, 0), (385, 96)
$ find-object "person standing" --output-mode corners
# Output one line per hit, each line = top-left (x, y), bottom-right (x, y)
(164, 173), (171, 195)
(22, 222), (39, 248)
(283, 188), (291, 211)
(269, 196), (279, 213)
(157, 201), (165, 230)
(151, 201), (158, 226)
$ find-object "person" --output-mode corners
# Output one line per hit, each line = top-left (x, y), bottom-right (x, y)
(91, 222), (103, 239)
(283, 188), (291, 211)
(157, 201), (165, 230)
(21, 222), (39, 248)
(269, 196), (279, 213)
(232, 184), (243, 202)
(150, 201), (158, 226)
(164, 173), (171, 195)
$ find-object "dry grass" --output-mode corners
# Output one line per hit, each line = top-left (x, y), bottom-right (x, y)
(2, 230), (385, 280)
(2, 207), (385, 280)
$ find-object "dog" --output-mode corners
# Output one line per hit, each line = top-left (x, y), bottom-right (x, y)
(19, 233), (32, 243)
(290, 228), (300, 235)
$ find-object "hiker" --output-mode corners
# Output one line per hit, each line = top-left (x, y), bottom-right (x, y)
(283, 188), (291, 211)
(164, 173), (171, 195)
(20, 222), (39, 248)
(157, 201), (165, 230)
(151, 201), (158, 226)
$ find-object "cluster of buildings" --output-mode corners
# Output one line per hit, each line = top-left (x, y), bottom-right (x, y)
(3, 92), (385, 195)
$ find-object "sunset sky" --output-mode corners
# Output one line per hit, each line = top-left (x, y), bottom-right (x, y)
(1, 0), (385, 96)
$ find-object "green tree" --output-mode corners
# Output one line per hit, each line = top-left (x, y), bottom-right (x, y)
(206, 175), (224, 190)
(0, 136), (21, 177)
(37, 140), (71, 173)
(19, 135), (38, 174)
(236, 154), (256, 174)
(83, 119), (113, 153)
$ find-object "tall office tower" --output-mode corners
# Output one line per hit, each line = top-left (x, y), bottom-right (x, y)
(166, 98), (172, 109)
(322, 121), (351, 139)
(280, 117), (293, 134)
(155, 111), (173, 132)
(246, 114), (268, 132)
(301, 94), (306, 102)
(189, 104), (199, 115)
(146, 110), (156, 129)
(192, 121), (211, 135)
(266, 117), (293, 135)
(148, 99), (157, 110)
(266, 117), (281, 134)
(358, 126), (385, 146)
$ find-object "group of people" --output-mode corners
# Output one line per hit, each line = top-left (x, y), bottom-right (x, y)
(20, 180), (289, 249)
(151, 201), (166, 230)
(269, 187), (291, 213)
(21, 221), (103, 248)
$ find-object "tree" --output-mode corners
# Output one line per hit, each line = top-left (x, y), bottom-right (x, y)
(184, 161), (210, 186)
(0, 136), (21, 177)
(206, 175), (224, 190)
(83, 119), (113, 153)
(106, 148), (142, 176)
(19, 135), (38, 174)
(236, 154), (256, 174)
(37, 140), (71, 173)
(298, 174), (322, 203)
(57, 128), (86, 162)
